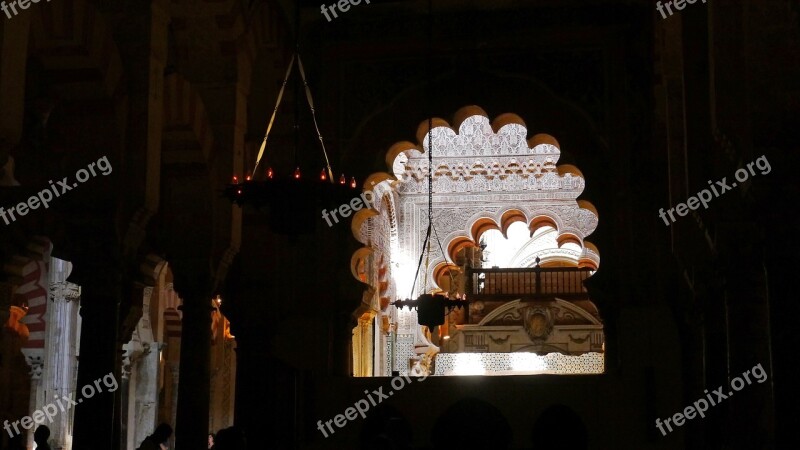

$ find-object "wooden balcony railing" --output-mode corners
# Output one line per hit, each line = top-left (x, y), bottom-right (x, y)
(465, 266), (593, 300)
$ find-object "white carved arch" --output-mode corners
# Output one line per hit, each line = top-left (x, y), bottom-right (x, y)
(349, 106), (603, 376)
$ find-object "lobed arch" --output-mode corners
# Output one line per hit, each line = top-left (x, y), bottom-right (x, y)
(529, 215), (560, 236)
(432, 262), (461, 293)
(28, 0), (125, 101)
(442, 209), (598, 264)
(414, 105), (562, 154)
(159, 76), (218, 279)
(499, 209), (527, 238)
(352, 106), (602, 296)
(235, 0), (289, 95)
(0, 0), (127, 161)
(9, 0), (126, 190)
(162, 73), (216, 165)
(2, 237), (53, 353)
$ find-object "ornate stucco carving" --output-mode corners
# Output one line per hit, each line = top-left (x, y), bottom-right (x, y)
(349, 106), (604, 374)
(352, 105), (600, 298)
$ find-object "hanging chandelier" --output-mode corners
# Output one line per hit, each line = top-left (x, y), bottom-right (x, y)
(223, 52), (357, 234)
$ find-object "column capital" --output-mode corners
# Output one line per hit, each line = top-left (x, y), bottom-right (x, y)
(22, 350), (44, 380)
(49, 281), (82, 303)
(169, 258), (213, 302)
(121, 355), (132, 380)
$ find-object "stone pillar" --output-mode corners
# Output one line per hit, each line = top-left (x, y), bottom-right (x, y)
(133, 343), (160, 446)
(71, 284), (120, 450)
(706, 1), (775, 447)
(209, 311), (236, 433)
(45, 274), (82, 450)
(0, 7), (30, 146)
(169, 363), (179, 436)
(121, 285), (163, 450)
(21, 352), (43, 449)
(122, 344), (156, 450)
(174, 293), (211, 449)
(120, 355), (133, 450)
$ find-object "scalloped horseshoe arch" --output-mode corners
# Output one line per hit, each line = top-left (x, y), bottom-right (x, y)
(349, 106), (603, 377)
(352, 106), (600, 296)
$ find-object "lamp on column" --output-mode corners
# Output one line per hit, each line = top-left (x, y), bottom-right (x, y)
(393, 294), (468, 330)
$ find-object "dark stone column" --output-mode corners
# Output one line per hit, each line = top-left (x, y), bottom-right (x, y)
(71, 285), (121, 450)
(172, 262), (212, 449)
(232, 338), (297, 449)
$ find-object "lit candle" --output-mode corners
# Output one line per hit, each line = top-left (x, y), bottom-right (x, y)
(320, 169), (327, 181)
(350, 177), (357, 188)
(339, 174), (346, 185)
(294, 167), (301, 179)
(267, 167), (274, 179)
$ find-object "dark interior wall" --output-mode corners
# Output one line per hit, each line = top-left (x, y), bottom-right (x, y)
(0, 0), (792, 448)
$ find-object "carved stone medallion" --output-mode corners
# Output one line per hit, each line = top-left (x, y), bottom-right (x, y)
(523, 305), (554, 342)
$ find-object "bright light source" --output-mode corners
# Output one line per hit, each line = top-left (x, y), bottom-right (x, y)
(452, 353), (486, 375)
(437, 352), (604, 376)
(481, 223), (585, 268)
(509, 352), (547, 372)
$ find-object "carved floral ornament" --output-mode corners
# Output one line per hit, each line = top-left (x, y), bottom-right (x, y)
(350, 106), (600, 306)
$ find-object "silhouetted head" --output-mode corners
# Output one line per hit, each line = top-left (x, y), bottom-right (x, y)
(431, 397), (512, 449)
(152, 423), (173, 443)
(34, 425), (51, 443)
(214, 427), (246, 450)
(530, 404), (588, 449)
(359, 404), (412, 450)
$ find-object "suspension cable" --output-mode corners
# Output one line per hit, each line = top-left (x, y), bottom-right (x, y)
(297, 55), (334, 183)
(252, 54), (295, 176)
